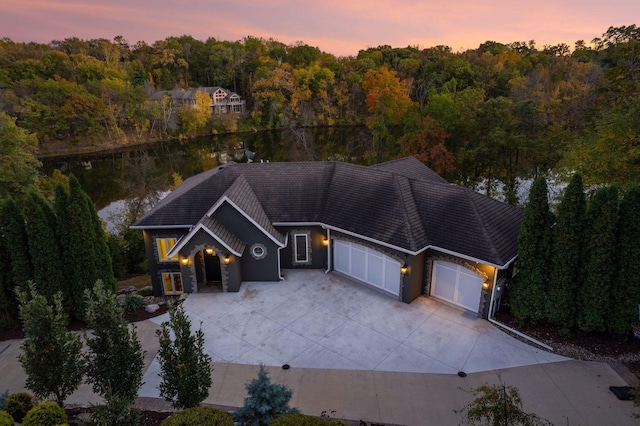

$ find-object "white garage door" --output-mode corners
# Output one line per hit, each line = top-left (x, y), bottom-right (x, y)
(333, 240), (401, 296)
(431, 261), (483, 313)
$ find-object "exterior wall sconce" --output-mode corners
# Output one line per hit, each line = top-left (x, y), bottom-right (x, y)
(205, 247), (214, 255)
(181, 257), (189, 265)
(400, 264), (408, 275)
(223, 255), (231, 265)
(482, 281), (490, 290)
(322, 238), (329, 247)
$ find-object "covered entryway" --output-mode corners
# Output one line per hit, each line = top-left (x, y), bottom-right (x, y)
(333, 240), (401, 296)
(431, 261), (483, 313)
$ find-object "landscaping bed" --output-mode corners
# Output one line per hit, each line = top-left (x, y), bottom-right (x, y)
(494, 310), (640, 381)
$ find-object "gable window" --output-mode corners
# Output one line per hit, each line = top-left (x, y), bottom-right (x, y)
(157, 238), (178, 262)
(162, 272), (183, 295)
(293, 233), (309, 264)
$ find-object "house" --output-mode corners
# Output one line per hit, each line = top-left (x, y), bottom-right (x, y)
(131, 157), (523, 319)
(150, 86), (246, 114)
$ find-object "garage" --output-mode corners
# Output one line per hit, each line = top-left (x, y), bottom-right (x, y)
(431, 261), (483, 313)
(333, 240), (401, 296)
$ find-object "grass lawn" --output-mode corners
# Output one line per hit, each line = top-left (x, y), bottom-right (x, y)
(117, 274), (152, 291)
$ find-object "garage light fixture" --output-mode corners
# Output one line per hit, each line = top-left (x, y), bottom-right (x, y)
(180, 257), (189, 265)
(322, 238), (329, 247)
(223, 255), (231, 265)
(482, 281), (490, 289)
(400, 264), (408, 275)
(205, 247), (214, 255)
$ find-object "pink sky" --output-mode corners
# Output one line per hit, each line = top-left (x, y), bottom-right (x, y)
(1, 1), (638, 56)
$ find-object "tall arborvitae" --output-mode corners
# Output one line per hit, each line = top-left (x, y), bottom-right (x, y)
(84, 190), (116, 292)
(53, 183), (73, 309)
(577, 186), (619, 332)
(22, 190), (65, 301)
(546, 173), (586, 333)
(0, 198), (33, 289)
(57, 175), (115, 319)
(609, 184), (640, 333)
(509, 175), (554, 325)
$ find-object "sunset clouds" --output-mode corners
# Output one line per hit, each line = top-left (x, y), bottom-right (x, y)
(1, 0), (638, 56)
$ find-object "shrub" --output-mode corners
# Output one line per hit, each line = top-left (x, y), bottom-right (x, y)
(123, 294), (145, 312)
(5, 391), (34, 423)
(22, 401), (68, 426)
(156, 303), (212, 409)
(89, 394), (142, 426)
(271, 413), (347, 425)
(233, 365), (298, 426)
(160, 406), (233, 426)
(0, 411), (14, 426)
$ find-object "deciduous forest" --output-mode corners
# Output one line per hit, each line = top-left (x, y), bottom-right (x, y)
(1, 25), (639, 199)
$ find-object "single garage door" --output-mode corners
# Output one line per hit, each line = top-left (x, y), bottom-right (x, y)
(431, 261), (483, 313)
(333, 240), (401, 296)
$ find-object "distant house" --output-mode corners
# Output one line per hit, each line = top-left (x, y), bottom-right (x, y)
(131, 157), (523, 319)
(150, 86), (246, 114)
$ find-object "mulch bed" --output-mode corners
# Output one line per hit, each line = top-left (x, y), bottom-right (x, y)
(0, 303), (170, 342)
(494, 310), (640, 380)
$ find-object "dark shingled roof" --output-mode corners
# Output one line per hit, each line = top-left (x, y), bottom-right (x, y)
(214, 175), (286, 246)
(134, 158), (523, 267)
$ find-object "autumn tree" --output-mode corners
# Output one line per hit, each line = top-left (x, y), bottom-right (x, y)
(577, 186), (619, 332)
(362, 65), (416, 163)
(399, 115), (455, 176)
(177, 90), (211, 137)
(546, 173), (586, 333)
(509, 176), (554, 325)
(0, 112), (41, 201)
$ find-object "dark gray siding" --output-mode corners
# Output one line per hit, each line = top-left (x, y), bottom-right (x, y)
(211, 202), (280, 281)
(143, 228), (188, 296)
(279, 226), (328, 269)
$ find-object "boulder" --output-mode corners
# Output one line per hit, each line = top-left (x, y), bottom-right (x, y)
(145, 304), (160, 313)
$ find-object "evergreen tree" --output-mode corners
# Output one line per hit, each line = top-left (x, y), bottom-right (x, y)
(234, 365), (299, 426)
(577, 186), (619, 332)
(22, 190), (65, 301)
(56, 175), (115, 319)
(0, 198), (32, 329)
(156, 303), (212, 409)
(546, 173), (586, 333)
(509, 176), (554, 325)
(84, 190), (116, 292)
(0, 197), (33, 288)
(16, 283), (85, 407)
(609, 184), (640, 333)
(84, 280), (145, 404)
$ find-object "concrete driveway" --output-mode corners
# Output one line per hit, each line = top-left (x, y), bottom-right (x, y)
(140, 269), (567, 391)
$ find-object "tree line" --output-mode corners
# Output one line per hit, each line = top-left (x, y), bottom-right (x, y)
(1, 24), (639, 199)
(509, 175), (640, 335)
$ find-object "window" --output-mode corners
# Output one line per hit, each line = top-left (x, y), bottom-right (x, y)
(162, 272), (183, 295)
(250, 243), (267, 260)
(156, 238), (178, 262)
(294, 233), (309, 263)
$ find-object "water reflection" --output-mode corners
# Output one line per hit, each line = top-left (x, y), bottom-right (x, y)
(40, 127), (371, 231)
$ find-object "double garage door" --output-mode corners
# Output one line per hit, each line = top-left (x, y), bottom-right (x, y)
(333, 240), (401, 296)
(431, 261), (483, 313)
